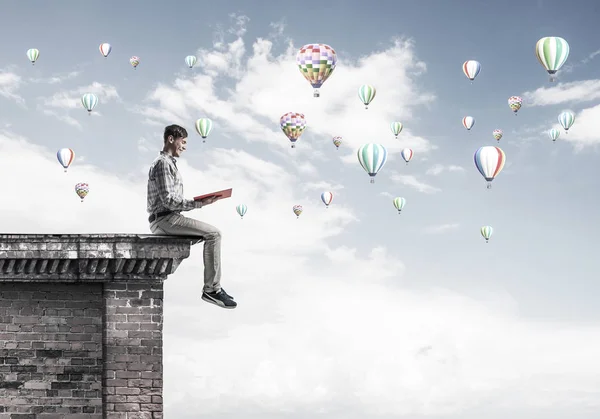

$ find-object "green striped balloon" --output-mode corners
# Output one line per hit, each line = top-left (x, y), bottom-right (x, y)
(480, 225), (493, 242)
(26, 48), (39, 65)
(535, 37), (569, 81)
(195, 118), (213, 142)
(81, 93), (98, 115)
(393, 197), (406, 214)
(357, 143), (387, 183)
(390, 121), (403, 139)
(358, 84), (376, 109)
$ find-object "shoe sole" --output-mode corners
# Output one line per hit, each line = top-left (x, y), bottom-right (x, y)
(202, 294), (237, 309)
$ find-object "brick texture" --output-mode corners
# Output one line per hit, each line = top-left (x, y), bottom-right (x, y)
(0, 234), (195, 419)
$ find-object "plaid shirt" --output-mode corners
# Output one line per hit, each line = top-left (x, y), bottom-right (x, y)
(147, 151), (195, 214)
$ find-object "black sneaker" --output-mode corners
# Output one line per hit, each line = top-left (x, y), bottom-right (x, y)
(221, 289), (234, 300)
(202, 290), (237, 309)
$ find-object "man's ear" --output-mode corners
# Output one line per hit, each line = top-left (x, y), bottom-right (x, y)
(167, 135), (174, 143)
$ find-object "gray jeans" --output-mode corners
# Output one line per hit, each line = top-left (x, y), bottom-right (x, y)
(149, 212), (222, 293)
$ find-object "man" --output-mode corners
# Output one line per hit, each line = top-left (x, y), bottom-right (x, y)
(147, 124), (236, 309)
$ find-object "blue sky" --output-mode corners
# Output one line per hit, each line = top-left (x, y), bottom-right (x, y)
(1, 0), (600, 417)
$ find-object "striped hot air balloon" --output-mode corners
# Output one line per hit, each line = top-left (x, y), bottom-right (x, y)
(390, 122), (403, 139)
(57, 148), (75, 172)
(195, 118), (213, 142)
(462, 60), (481, 81)
(462, 116), (475, 131)
(535, 37), (569, 82)
(393, 197), (406, 214)
(357, 143), (387, 183)
(548, 128), (560, 142)
(474, 146), (506, 189)
(481, 225), (493, 243)
(321, 192), (333, 208)
(558, 111), (575, 134)
(401, 148), (413, 165)
(236, 204), (247, 219)
(358, 84), (376, 109)
(99, 43), (111, 57)
(27, 48), (39, 65)
(81, 93), (98, 115)
(185, 55), (197, 68)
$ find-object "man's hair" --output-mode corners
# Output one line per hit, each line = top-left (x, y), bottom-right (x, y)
(163, 124), (188, 143)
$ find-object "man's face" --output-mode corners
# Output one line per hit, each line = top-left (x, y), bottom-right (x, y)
(171, 136), (187, 157)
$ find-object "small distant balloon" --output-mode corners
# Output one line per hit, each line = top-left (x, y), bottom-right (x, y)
(393, 197), (406, 214)
(130, 56), (140, 69)
(81, 93), (98, 115)
(99, 43), (112, 57)
(57, 148), (75, 172)
(236, 204), (247, 219)
(280, 112), (306, 148)
(27, 48), (39, 65)
(548, 128), (560, 142)
(332, 136), (342, 150)
(462, 116), (475, 131)
(195, 118), (213, 142)
(481, 225), (493, 243)
(358, 84), (376, 109)
(321, 192), (333, 208)
(185, 55), (197, 68)
(357, 143), (387, 183)
(75, 183), (89, 202)
(401, 148), (413, 165)
(390, 122), (403, 139)
(462, 60), (481, 81)
(293, 205), (303, 218)
(558, 111), (575, 133)
(508, 96), (522, 115)
(296, 43), (337, 97)
(493, 129), (503, 142)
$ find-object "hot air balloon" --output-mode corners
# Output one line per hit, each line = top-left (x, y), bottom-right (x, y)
(57, 148), (75, 172)
(81, 93), (98, 115)
(332, 136), (342, 150)
(293, 205), (303, 218)
(280, 112), (306, 148)
(357, 144), (387, 183)
(508, 96), (522, 115)
(75, 183), (89, 202)
(548, 128), (560, 142)
(26, 48), (39, 65)
(130, 56), (140, 69)
(390, 122), (403, 139)
(358, 84), (376, 109)
(474, 146), (505, 189)
(401, 148), (413, 165)
(393, 197), (406, 214)
(236, 204), (247, 219)
(99, 43), (111, 58)
(462, 60), (481, 81)
(493, 129), (503, 142)
(296, 44), (337, 97)
(321, 192), (333, 208)
(462, 116), (475, 131)
(535, 37), (570, 82)
(481, 225), (493, 243)
(558, 111), (575, 134)
(195, 118), (213, 142)
(185, 55), (197, 68)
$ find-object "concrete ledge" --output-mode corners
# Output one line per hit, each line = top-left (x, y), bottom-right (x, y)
(0, 234), (201, 281)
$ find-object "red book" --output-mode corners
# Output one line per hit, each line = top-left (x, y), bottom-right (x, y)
(193, 188), (232, 201)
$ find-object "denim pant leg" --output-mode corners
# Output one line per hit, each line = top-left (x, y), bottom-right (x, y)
(150, 213), (222, 293)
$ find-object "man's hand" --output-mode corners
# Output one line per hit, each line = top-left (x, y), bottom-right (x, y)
(194, 196), (218, 208)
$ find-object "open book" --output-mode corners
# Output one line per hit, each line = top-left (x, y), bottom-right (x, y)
(193, 188), (232, 201)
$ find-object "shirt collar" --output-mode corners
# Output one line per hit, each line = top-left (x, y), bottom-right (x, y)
(160, 150), (177, 166)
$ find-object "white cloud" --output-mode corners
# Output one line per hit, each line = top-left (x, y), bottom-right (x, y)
(426, 164), (465, 176)
(0, 71), (24, 105)
(423, 223), (459, 234)
(390, 172), (440, 193)
(29, 70), (80, 85)
(522, 79), (600, 106)
(134, 32), (436, 163)
(547, 104), (600, 148)
(37, 81), (120, 129)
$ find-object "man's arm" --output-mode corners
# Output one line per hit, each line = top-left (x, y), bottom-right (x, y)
(153, 160), (197, 212)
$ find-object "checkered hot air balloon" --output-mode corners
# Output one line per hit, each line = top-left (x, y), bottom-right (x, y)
(75, 183), (89, 202)
(508, 96), (522, 115)
(357, 144), (387, 183)
(296, 44), (337, 98)
(332, 136), (342, 150)
(493, 129), (503, 142)
(280, 112), (306, 148)
(57, 148), (75, 172)
(130, 56), (140, 69)
(293, 205), (303, 218)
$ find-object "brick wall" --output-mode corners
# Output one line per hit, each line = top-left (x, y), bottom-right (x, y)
(0, 282), (103, 417)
